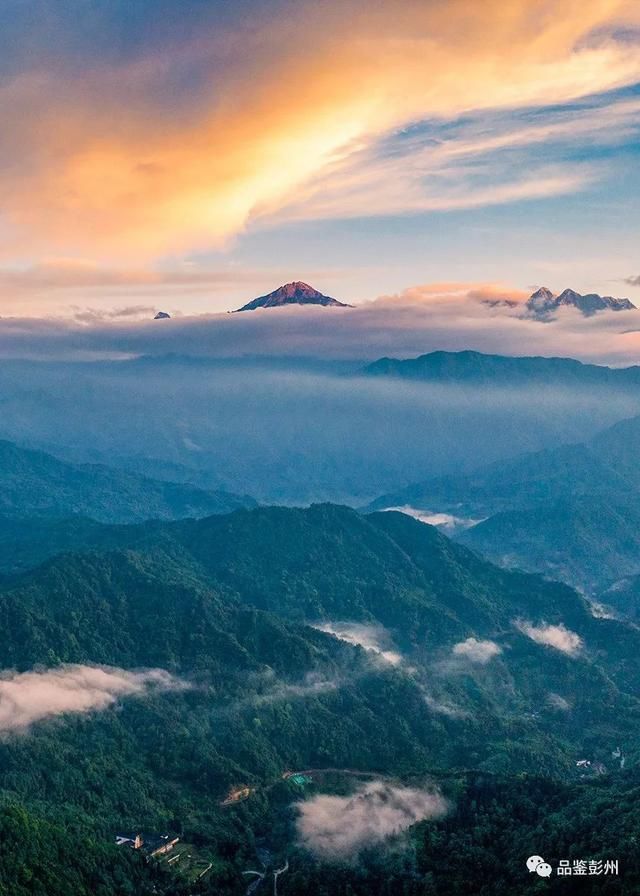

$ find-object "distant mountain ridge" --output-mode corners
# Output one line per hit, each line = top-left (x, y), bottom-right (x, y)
(363, 349), (640, 386)
(526, 286), (635, 316)
(233, 280), (352, 312)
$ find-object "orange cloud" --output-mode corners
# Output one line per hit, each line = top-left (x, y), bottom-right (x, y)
(0, 259), (345, 316)
(373, 282), (530, 306)
(1, 0), (639, 259)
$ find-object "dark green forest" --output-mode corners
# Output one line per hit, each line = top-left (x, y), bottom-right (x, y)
(0, 504), (638, 893)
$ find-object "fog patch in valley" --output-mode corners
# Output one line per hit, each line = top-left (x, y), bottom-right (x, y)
(515, 621), (583, 656)
(547, 693), (572, 711)
(249, 671), (340, 706)
(297, 780), (448, 860)
(0, 664), (185, 733)
(451, 637), (502, 664)
(217, 669), (345, 718)
(587, 598), (617, 620)
(313, 622), (402, 666)
(380, 506), (485, 533)
(421, 692), (471, 719)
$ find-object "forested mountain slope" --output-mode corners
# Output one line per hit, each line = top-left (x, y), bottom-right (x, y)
(2, 505), (640, 894)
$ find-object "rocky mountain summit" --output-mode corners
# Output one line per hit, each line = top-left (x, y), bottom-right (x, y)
(233, 281), (352, 312)
(527, 287), (635, 316)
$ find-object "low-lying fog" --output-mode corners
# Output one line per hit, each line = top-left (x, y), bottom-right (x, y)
(1, 357), (638, 504)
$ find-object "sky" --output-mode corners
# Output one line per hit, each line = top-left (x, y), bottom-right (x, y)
(1, 0), (640, 358)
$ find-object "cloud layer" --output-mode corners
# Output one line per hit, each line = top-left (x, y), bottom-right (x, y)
(297, 780), (448, 859)
(0, 664), (184, 733)
(2, 280), (640, 365)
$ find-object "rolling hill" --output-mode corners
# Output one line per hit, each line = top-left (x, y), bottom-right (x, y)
(0, 439), (255, 523)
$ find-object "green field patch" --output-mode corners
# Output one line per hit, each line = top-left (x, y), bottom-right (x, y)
(157, 842), (219, 884)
